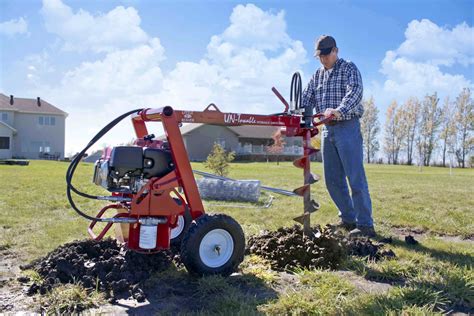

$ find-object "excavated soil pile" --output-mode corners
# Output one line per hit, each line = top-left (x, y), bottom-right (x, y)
(247, 225), (346, 271)
(21, 238), (172, 302)
(247, 225), (395, 271)
(346, 237), (396, 260)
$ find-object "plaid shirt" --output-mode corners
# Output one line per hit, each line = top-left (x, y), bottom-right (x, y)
(302, 58), (364, 121)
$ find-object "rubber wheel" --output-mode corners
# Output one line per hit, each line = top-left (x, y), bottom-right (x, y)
(170, 199), (192, 247)
(180, 214), (245, 276)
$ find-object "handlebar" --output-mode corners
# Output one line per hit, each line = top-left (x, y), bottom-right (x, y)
(313, 113), (335, 126)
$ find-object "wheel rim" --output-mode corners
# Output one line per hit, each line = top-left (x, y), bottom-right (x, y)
(199, 229), (234, 268)
(170, 215), (185, 240)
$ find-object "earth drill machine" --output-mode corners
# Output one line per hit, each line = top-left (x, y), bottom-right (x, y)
(66, 73), (333, 276)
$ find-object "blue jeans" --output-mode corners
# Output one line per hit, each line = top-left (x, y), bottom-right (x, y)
(322, 118), (373, 227)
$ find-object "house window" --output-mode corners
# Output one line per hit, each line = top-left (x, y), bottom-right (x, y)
(1, 112), (7, 122)
(0, 137), (10, 149)
(39, 116), (56, 126)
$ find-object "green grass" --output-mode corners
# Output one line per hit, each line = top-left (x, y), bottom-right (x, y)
(0, 160), (473, 314)
(38, 283), (105, 314)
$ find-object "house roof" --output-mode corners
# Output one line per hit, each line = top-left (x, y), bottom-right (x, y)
(180, 123), (205, 135)
(158, 123), (280, 140)
(0, 120), (17, 134)
(157, 123), (205, 140)
(0, 93), (68, 116)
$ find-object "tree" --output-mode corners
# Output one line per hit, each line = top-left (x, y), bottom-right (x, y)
(383, 101), (404, 164)
(204, 143), (235, 176)
(360, 97), (380, 163)
(393, 107), (405, 164)
(400, 97), (420, 165)
(439, 96), (456, 167)
(384, 101), (397, 164)
(453, 88), (474, 168)
(267, 130), (286, 165)
(417, 93), (441, 166)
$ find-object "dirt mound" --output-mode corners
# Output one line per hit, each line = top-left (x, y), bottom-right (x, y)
(346, 238), (396, 260)
(21, 238), (172, 302)
(247, 225), (346, 271)
(247, 225), (395, 271)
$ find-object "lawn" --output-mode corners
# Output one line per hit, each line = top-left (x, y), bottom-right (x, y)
(0, 160), (473, 314)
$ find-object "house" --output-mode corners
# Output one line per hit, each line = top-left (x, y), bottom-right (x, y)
(0, 93), (68, 160)
(161, 123), (317, 162)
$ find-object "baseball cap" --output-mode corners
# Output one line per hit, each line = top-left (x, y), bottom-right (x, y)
(314, 35), (337, 57)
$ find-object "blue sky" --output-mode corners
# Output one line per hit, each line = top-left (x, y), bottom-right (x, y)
(1, 0), (473, 154)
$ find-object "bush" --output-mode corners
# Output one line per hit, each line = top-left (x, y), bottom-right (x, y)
(204, 143), (235, 177)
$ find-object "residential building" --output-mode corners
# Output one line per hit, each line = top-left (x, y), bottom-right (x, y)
(0, 93), (68, 159)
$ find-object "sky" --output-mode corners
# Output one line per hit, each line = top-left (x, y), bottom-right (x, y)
(0, 0), (473, 155)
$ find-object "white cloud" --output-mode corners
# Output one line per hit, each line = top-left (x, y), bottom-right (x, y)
(158, 4), (307, 114)
(24, 52), (54, 81)
(376, 19), (473, 106)
(397, 19), (474, 66)
(0, 17), (28, 36)
(381, 51), (472, 97)
(60, 38), (165, 99)
(216, 4), (290, 52)
(31, 3), (307, 154)
(40, 0), (149, 52)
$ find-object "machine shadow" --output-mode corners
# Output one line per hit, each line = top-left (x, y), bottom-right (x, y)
(113, 263), (278, 315)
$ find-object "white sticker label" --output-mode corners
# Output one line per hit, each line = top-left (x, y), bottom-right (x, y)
(139, 225), (157, 249)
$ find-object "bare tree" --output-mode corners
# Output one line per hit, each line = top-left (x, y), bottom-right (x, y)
(439, 96), (456, 167)
(453, 88), (474, 168)
(384, 101), (402, 164)
(393, 108), (406, 164)
(360, 97), (380, 163)
(417, 93), (441, 166)
(399, 97), (420, 165)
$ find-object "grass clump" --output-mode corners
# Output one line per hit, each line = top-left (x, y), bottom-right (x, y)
(38, 283), (104, 314)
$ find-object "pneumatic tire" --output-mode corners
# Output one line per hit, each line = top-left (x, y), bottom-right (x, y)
(180, 214), (245, 276)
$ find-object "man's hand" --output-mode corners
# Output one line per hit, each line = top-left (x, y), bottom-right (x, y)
(323, 108), (341, 119)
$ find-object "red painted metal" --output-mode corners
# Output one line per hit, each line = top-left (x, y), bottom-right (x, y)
(88, 204), (128, 240)
(271, 87), (290, 112)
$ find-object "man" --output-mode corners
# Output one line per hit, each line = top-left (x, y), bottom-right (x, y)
(302, 35), (375, 237)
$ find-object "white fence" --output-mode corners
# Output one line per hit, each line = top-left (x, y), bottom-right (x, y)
(236, 144), (303, 155)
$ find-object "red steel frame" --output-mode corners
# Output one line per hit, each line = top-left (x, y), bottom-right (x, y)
(131, 104), (329, 217)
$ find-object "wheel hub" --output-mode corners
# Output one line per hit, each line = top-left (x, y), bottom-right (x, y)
(199, 229), (234, 268)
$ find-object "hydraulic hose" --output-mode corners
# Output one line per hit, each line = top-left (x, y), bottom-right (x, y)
(290, 72), (302, 111)
(66, 108), (143, 221)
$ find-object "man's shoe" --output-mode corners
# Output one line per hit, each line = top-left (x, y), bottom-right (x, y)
(349, 226), (376, 238)
(332, 220), (356, 231)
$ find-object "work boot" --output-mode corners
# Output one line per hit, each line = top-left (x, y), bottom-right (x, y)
(349, 226), (376, 238)
(332, 220), (356, 231)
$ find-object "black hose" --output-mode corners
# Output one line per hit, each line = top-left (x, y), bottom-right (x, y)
(290, 72), (302, 110)
(66, 108), (143, 221)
